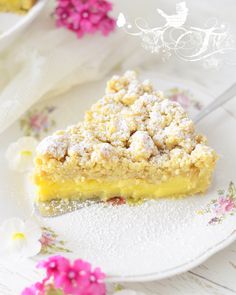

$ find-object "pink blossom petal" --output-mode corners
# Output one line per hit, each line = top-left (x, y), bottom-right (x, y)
(55, 0), (116, 37)
(23, 256), (106, 295)
(21, 282), (44, 295)
(55, 260), (91, 293)
(21, 288), (36, 295)
(38, 255), (70, 280)
(99, 17), (116, 35)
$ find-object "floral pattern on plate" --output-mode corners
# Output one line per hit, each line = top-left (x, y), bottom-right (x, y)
(165, 87), (202, 111)
(198, 182), (236, 225)
(40, 226), (71, 255)
(19, 106), (56, 139)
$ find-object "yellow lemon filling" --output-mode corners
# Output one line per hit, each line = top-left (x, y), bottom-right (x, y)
(36, 174), (211, 203)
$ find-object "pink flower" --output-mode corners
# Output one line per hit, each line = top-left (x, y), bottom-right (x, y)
(91, 0), (113, 13)
(24, 256), (106, 295)
(99, 16), (116, 36)
(55, 258), (92, 294)
(21, 287), (36, 295)
(215, 197), (235, 214)
(30, 113), (48, 131)
(85, 267), (106, 295)
(38, 255), (69, 280)
(55, 0), (115, 38)
(21, 282), (44, 295)
(40, 233), (54, 247)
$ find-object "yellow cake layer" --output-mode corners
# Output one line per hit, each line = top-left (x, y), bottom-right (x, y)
(36, 174), (211, 203)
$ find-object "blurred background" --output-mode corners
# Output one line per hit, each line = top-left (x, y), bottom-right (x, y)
(0, 0), (236, 134)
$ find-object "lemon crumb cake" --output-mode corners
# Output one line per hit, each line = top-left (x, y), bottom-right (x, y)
(0, 0), (36, 13)
(34, 71), (217, 204)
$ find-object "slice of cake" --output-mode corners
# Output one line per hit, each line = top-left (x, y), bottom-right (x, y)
(0, 0), (36, 13)
(34, 71), (217, 205)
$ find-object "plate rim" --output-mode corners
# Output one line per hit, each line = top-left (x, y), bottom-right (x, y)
(0, 0), (47, 40)
(106, 228), (236, 282)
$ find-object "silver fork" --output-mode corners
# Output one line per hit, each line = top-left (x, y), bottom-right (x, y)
(193, 83), (236, 123)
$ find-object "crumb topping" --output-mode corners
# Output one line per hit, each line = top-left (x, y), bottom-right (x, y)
(35, 71), (217, 182)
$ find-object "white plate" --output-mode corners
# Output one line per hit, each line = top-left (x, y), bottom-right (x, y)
(0, 0), (47, 53)
(0, 71), (236, 285)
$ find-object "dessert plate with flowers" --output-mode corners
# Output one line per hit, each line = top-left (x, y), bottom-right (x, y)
(0, 0), (47, 53)
(0, 70), (235, 288)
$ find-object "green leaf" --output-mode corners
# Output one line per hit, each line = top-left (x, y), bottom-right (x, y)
(217, 189), (224, 195)
(228, 182), (236, 197)
(46, 288), (64, 295)
(114, 284), (124, 292)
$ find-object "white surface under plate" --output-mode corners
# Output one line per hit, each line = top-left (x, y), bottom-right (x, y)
(0, 71), (235, 284)
(0, 0), (46, 53)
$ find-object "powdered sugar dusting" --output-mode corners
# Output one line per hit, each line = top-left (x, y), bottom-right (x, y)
(37, 135), (68, 159)
(129, 131), (157, 160)
(35, 71), (217, 183)
(40, 192), (226, 277)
